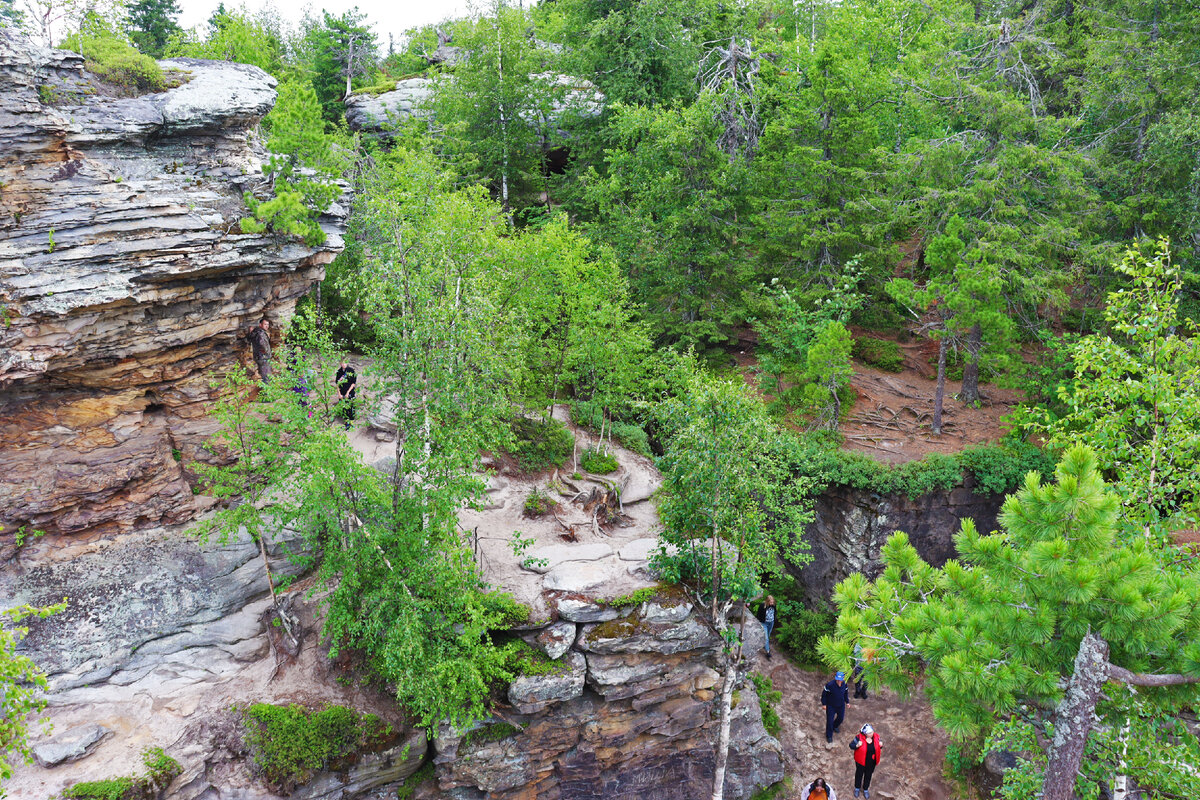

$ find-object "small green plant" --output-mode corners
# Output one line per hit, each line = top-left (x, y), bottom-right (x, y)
(241, 703), (391, 791)
(60, 21), (166, 95)
(459, 721), (520, 749)
(11, 525), (44, 550)
(396, 760), (435, 800)
(62, 747), (181, 800)
(579, 448), (619, 474)
(523, 487), (555, 517)
(170, 448), (182, 463)
(37, 84), (57, 104)
(597, 585), (665, 607)
(750, 673), (782, 737)
(748, 776), (792, 800)
(852, 336), (905, 372)
(507, 417), (574, 472)
(47, 228), (56, 253)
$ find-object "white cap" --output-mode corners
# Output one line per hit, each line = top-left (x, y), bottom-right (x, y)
(861, 724), (873, 735)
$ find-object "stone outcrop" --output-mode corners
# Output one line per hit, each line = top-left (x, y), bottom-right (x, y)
(793, 476), (1006, 602)
(433, 597), (784, 800)
(343, 73), (603, 137)
(0, 32), (347, 542)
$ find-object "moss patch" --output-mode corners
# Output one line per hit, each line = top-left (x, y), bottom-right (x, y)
(460, 721), (520, 749)
(62, 747), (181, 800)
(241, 703), (393, 792)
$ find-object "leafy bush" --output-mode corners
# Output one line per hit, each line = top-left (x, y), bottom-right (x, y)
(774, 604), (837, 665)
(62, 747), (181, 800)
(958, 441), (1056, 495)
(750, 673), (782, 737)
(852, 336), (904, 372)
(508, 417), (574, 472)
(480, 592), (531, 628)
(580, 448), (619, 474)
(570, 399), (652, 457)
(523, 487), (555, 516)
(61, 20), (166, 94)
(241, 703), (390, 790)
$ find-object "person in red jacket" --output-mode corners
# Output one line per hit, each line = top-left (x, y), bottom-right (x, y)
(849, 723), (881, 798)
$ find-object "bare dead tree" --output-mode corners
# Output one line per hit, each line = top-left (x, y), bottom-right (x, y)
(698, 36), (762, 161)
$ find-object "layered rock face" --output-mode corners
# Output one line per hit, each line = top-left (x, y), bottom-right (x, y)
(0, 32), (346, 541)
(434, 593), (784, 800)
(794, 476), (1006, 602)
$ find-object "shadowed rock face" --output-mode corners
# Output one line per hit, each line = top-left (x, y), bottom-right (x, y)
(0, 33), (347, 541)
(793, 476), (1006, 603)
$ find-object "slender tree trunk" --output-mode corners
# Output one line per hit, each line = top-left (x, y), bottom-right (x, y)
(1043, 632), (1111, 800)
(345, 37), (354, 100)
(932, 338), (947, 435)
(960, 323), (983, 405)
(711, 643), (738, 800)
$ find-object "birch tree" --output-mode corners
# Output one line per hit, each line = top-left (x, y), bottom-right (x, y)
(654, 374), (810, 800)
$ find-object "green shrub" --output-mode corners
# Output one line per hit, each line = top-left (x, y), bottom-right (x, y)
(61, 23), (165, 94)
(480, 592), (531, 628)
(62, 747), (181, 800)
(958, 441), (1056, 495)
(774, 604), (836, 666)
(396, 761), (435, 800)
(241, 703), (390, 790)
(502, 639), (568, 677)
(580, 448), (619, 474)
(508, 417), (574, 472)
(750, 673), (782, 737)
(852, 336), (904, 372)
(523, 487), (555, 516)
(570, 399), (652, 457)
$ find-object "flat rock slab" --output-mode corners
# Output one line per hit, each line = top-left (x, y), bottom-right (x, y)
(32, 723), (112, 768)
(522, 542), (613, 574)
(555, 597), (620, 623)
(617, 537), (667, 562)
(542, 561), (616, 593)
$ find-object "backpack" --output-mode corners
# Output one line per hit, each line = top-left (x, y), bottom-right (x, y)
(809, 787), (828, 800)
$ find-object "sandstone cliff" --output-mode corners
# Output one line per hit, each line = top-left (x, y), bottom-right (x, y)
(0, 31), (347, 543)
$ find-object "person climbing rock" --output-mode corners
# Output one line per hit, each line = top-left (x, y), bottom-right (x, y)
(801, 776), (837, 800)
(335, 360), (357, 431)
(849, 723), (882, 798)
(249, 318), (272, 382)
(756, 595), (777, 659)
(820, 670), (850, 744)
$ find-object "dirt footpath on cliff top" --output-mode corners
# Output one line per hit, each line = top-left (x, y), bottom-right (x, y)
(752, 647), (953, 800)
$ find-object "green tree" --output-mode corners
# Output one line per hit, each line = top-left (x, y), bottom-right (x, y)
(127, 0), (180, 57)
(799, 319), (854, 429)
(241, 80), (346, 246)
(166, 8), (287, 77)
(1, 601), (66, 798)
(654, 374), (810, 800)
(302, 7), (376, 126)
(0, 0), (23, 28)
(821, 446), (1200, 800)
(1033, 239), (1200, 541)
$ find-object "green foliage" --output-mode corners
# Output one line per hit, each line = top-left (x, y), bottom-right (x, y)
(128, 0), (181, 58)
(167, 9), (286, 76)
(61, 747), (180, 800)
(1028, 240), (1200, 540)
(242, 80), (346, 246)
(957, 442), (1056, 496)
(523, 487), (555, 517)
(241, 703), (389, 790)
(569, 400), (651, 457)
(798, 320), (855, 428)
(579, 448), (618, 474)
(459, 722), (520, 750)
(2, 601), (66, 792)
(750, 673), (782, 737)
(508, 417), (574, 473)
(597, 585), (670, 607)
(395, 760), (434, 800)
(852, 337), (904, 372)
(821, 447), (1200, 797)
(61, 18), (165, 94)
(302, 8), (377, 126)
(943, 739), (983, 784)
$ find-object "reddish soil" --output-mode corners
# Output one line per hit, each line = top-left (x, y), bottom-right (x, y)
(754, 645), (954, 800)
(732, 333), (1023, 464)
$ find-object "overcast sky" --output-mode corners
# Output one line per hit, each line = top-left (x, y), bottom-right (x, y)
(177, 0), (482, 45)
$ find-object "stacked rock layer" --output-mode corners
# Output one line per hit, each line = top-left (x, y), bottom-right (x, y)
(0, 32), (347, 542)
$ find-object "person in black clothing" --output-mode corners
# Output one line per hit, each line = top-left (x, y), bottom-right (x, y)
(820, 671), (850, 744)
(756, 595), (777, 659)
(335, 361), (357, 430)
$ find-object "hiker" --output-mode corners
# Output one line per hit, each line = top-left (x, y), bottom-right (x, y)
(286, 349), (312, 414)
(852, 644), (869, 699)
(820, 670), (850, 744)
(849, 723), (882, 798)
(756, 595), (777, 659)
(249, 318), (272, 381)
(801, 777), (837, 800)
(335, 360), (357, 431)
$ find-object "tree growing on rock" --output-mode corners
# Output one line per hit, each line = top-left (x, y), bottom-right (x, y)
(1, 601), (65, 798)
(653, 374), (811, 800)
(128, 0), (180, 57)
(820, 446), (1200, 800)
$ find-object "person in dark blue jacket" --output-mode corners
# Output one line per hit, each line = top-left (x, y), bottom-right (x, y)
(820, 671), (850, 743)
